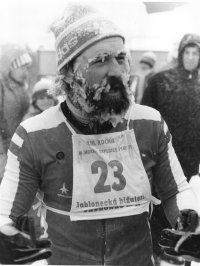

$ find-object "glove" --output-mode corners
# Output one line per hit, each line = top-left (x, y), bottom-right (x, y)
(176, 209), (199, 232)
(0, 214), (52, 264)
(160, 229), (200, 262)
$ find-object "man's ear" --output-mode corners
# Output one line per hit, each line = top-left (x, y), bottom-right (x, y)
(60, 65), (74, 85)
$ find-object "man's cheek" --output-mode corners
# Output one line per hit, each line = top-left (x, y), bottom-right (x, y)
(84, 74), (102, 88)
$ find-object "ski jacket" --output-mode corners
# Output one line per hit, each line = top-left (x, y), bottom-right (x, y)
(0, 102), (198, 265)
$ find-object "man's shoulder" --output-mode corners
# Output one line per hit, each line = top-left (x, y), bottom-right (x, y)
(21, 105), (62, 133)
(127, 103), (161, 122)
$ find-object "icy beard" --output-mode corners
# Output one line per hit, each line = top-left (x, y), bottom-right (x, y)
(68, 74), (132, 127)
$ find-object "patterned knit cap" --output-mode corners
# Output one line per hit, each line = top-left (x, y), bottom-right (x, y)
(51, 3), (125, 72)
(0, 43), (32, 77)
(11, 53), (32, 70)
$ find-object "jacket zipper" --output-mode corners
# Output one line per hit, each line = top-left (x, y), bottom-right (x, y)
(101, 219), (106, 265)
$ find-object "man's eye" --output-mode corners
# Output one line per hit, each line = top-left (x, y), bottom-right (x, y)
(116, 56), (125, 63)
(94, 59), (103, 63)
(90, 59), (103, 65)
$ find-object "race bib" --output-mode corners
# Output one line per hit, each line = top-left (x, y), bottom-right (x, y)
(70, 130), (151, 220)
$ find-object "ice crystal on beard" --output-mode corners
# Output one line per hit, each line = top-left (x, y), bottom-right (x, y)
(48, 74), (67, 96)
(93, 86), (104, 101)
(99, 110), (126, 128)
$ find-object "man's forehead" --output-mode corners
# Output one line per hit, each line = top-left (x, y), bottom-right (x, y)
(78, 37), (125, 60)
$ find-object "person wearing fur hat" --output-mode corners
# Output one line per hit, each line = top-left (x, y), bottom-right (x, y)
(0, 5), (199, 266)
(130, 51), (157, 104)
(141, 33), (200, 265)
(23, 78), (58, 121)
(0, 43), (32, 182)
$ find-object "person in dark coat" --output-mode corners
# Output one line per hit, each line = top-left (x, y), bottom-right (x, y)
(141, 33), (200, 265)
(0, 43), (32, 182)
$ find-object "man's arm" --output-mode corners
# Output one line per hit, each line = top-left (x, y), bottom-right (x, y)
(0, 124), (52, 264)
(152, 118), (200, 228)
(0, 124), (40, 226)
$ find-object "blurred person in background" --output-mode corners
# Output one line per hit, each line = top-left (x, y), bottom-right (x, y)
(130, 51), (157, 103)
(23, 78), (58, 121)
(0, 5), (199, 266)
(0, 43), (32, 183)
(141, 33), (200, 265)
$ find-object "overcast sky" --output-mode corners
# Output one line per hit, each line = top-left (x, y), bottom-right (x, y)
(0, 0), (199, 51)
(0, 0), (146, 48)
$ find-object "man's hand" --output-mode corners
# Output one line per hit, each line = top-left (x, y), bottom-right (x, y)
(176, 209), (199, 232)
(0, 214), (52, 264)
(160, 229), (200, 262)
(159, 209), (200, 262)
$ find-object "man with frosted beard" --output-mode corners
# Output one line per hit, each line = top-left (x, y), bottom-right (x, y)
(0, 3), (199, 266)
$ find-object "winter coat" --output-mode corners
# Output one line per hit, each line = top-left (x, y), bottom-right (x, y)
(0, 102), (199, 265)
(0, 43), (31, 154)
(0, 76), (30, 153)
(141, 33), (200, 179)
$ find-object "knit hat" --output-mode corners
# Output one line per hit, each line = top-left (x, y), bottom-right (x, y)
(0, 43), (32, 77)
(140, 51), (157, 68)
(32, 78), (57, 104)
(11, 53), (32, 70)
(51, 3), (125, 72)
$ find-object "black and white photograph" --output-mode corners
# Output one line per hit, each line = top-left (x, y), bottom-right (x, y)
(0, 1), (200, 265)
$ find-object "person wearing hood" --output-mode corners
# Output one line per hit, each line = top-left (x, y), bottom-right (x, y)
(0, 43), (32, 182)
(0, 6), (199, 266)
(23, 78), (58, 121)
(141, 33), (200, 265)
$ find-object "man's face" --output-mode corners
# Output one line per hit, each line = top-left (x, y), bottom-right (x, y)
(68, 37), (131, 126)
(183, 46), (200, 72)
(10, 64), (30, 84)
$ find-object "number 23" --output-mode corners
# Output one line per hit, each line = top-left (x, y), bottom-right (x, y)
(91, 160), (126, 193)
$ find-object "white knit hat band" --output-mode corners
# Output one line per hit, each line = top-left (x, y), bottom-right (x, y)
(11, 53), (32, 69)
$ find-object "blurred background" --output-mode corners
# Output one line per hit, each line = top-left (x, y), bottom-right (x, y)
(0, 0), (199, 89)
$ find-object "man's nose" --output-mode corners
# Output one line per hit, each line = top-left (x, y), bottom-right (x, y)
(107, 58), (122, 78)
